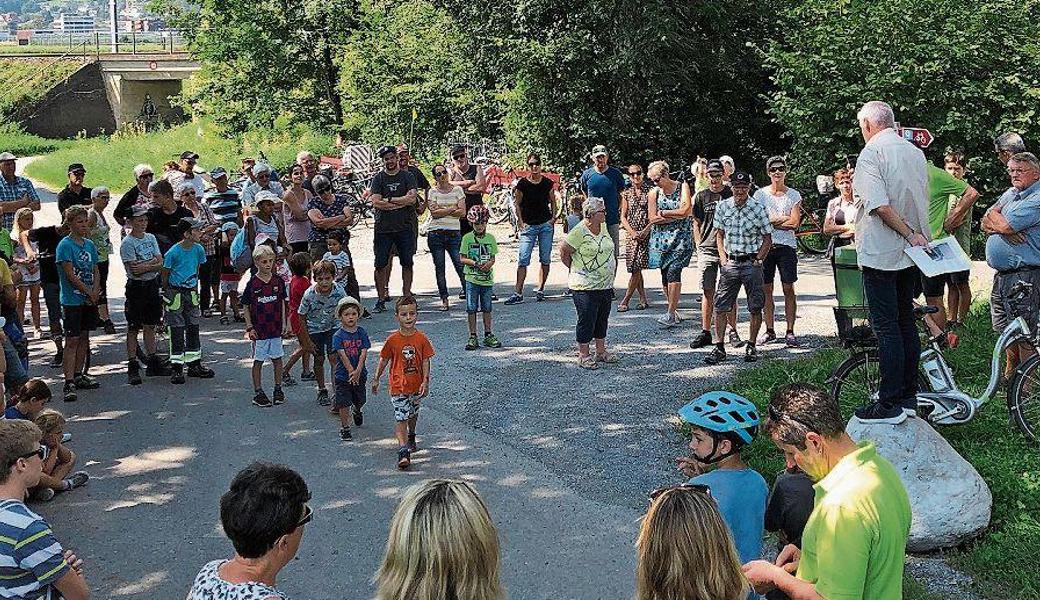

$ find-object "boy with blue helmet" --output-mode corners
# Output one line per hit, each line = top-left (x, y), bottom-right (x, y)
(677, 391), (769, 570)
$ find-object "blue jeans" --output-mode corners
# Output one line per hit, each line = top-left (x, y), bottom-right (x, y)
(517, 222), (554, 267)
(863, 266), (920, 407)
(427, 230), (465, 299)
(465, 281), (493, 314)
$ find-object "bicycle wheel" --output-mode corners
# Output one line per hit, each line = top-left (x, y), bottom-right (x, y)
(796, 210), (831, 255)
(1008, 353), (1040, 444)
(829, 350), (881, 417)
(488, 190), (512, 224)
(829, 349), (929, 418)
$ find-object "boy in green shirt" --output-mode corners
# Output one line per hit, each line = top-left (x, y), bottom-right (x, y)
(459, 205), (502, 350)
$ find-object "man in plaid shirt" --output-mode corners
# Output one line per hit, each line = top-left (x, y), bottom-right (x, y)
(706, 171), (773, 364)
(0, 152), (41, 232)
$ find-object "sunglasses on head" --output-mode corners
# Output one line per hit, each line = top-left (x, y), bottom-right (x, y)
(767, 404), (818, 433)
(648, 483), (711, 503)
(290, 504), (313, 532)
(19, 445), (48, 461)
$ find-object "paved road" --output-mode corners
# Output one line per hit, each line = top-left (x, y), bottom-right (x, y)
(15, 162), (995, 598)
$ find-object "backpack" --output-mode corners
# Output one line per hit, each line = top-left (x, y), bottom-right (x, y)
(229, 225), (252, 273)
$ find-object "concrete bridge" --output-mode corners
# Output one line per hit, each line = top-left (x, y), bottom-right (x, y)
(12, 53), (200, 138)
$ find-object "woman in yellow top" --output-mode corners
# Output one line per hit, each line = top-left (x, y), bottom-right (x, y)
(560, 196), (617, 369)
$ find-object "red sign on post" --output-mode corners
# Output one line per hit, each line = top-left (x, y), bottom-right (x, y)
(896, 126), (934, 149)
(149, 61), (158, 71)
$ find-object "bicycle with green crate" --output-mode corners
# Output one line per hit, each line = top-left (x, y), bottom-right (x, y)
(827, 245), (1040, 443)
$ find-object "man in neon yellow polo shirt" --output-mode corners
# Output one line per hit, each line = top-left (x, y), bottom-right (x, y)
(743, 383), (911, 599)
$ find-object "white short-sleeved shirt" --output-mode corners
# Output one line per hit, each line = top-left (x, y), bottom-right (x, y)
(853, 128), (930, 270)
(753, 187), (802, 248)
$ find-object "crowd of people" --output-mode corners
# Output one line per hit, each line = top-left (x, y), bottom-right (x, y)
(0, 96), (1037, 598)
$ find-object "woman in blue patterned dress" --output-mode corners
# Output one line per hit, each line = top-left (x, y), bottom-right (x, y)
(647, 161), (693, 328)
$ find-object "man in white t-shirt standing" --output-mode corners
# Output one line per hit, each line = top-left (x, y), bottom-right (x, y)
(852, 100), (930, 425)
(753, 156), (802, 347)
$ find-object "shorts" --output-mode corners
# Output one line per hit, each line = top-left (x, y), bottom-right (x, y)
(990, 268), (1040, 332)
(518, 222), (554, 267)
(97, 260), (110, 301)
(62, 304), (99, 337)
(698, 251), (721, 291)
(219, 277), (241, 295)
(251, 337), (285, 361)
(391, 393), (421, 422)
(714, 260), (765, 314)
(465, 281), (493, 314)
(922, 270), (971, 298)
(763, 245), (798, 285)
(334, 376), (367, 410)
(164, 288), (200, 328)
(43, 282), (62, 331)
(659, 249), (691, 285)
(308, 329), (336, 358)
(14, 264), (39, 287)
(125, 278), (163, 329)
(374, 230), (416, 269)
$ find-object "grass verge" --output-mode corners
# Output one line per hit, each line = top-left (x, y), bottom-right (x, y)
(0, 57), (82, 118)
(0, 124), (72, 156)
(23, 120), (333, 192)
(726, 304), (1039, 599)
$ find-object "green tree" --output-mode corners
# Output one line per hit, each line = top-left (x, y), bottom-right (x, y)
(151, 0), (358, 132)
(765, 0), (1040, 197)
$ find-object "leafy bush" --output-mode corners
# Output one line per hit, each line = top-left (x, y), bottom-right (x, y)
(0, 123), (72, 156)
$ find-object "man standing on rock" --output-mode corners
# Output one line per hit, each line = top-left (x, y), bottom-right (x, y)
(982, 151), (1040, 380)
(851, 100), (930, 425)
(56, 163), (91, 215)
(743, 383), (911, 600)
(0, 152), (41, 231)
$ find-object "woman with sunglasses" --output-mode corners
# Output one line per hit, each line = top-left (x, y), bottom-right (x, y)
(114, 164), (156, 232)
(647, 161), (693, 327)
(619, 163), (652, 311)
(448, 145), (487, 235)
(427, 165), (467, 310)
(636, 485), (750, 600)
(188, 462), (311, 600)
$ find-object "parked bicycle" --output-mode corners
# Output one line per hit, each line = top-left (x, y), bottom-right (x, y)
(794, 199), (831, 255)
(829, 280), (1040, 443)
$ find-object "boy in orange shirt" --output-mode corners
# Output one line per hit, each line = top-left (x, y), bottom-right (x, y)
(371, 296), (435, 469)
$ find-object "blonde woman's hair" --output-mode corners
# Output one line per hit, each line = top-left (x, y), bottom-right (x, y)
(375, 479), (504, 600)
(11, 207), (34, 238)
(647, 160), (670, 179)
(33, 409), (66, 437)
(635, 488), (749, 600)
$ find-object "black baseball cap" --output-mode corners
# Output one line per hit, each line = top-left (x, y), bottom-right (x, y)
(450, 144), (466, 158)
(766, 156), (787, 170)
(179, 151), (199, 161)
(67, 163), (86, 174)
(176, 217), (203, 236)
(731, 171), (752, 186)
(377, 145), (398, 158)
(706, 159), (725, 174)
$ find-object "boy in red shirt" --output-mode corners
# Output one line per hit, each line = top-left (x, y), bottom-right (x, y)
(371, 296), (435, 469)
(281, 252), (314, 385)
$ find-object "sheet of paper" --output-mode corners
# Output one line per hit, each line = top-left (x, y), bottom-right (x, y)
(904, 236), (972, 277)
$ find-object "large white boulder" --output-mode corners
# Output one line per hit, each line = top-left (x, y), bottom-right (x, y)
(846, 416), (991, 552)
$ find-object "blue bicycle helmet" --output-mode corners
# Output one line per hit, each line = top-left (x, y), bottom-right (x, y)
(679, 391), (760, 445)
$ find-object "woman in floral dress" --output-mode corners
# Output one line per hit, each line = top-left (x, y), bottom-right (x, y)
(619, 164), (652, 311)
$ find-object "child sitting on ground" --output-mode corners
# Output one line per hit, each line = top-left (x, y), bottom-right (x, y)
(371, 296), (435, 470)
(297, 260), (346, 407)
(217, 222), (243, 324)
(241, 244), (290, 407)
(4, 378), (50, 420)
(282, 252), (314, 386)
(459, 205), (502, 350)
(31, 409), (89, 503)
(676, 391), (768, 567)
(332, 296), (370, 440)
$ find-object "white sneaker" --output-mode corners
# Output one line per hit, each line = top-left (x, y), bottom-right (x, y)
(657, 313), (678, 327)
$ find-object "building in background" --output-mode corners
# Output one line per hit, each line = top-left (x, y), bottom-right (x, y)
(52, 12), (96, 34)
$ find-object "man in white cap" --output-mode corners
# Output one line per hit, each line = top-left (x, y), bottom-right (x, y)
(0, 152), (41, 231)
(241, 163), (285, 208)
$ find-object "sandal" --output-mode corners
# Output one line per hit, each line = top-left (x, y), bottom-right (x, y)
(577, 355), (599, 370)
(438, 303), (450, 312)
(636, 302), (649, 310)
(617, 304), (630, 313)
(596, 352), (620, 364)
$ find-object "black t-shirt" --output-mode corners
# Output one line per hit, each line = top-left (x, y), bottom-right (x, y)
(146, 205), (193, 253)
(57, 185), (92, 215)
(28, 226), (62, 285)
(764, 469), (815, 549)
(515, 176), (554, 225)
(692, 188), (724, 250)
(369, 169), (417, 234)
